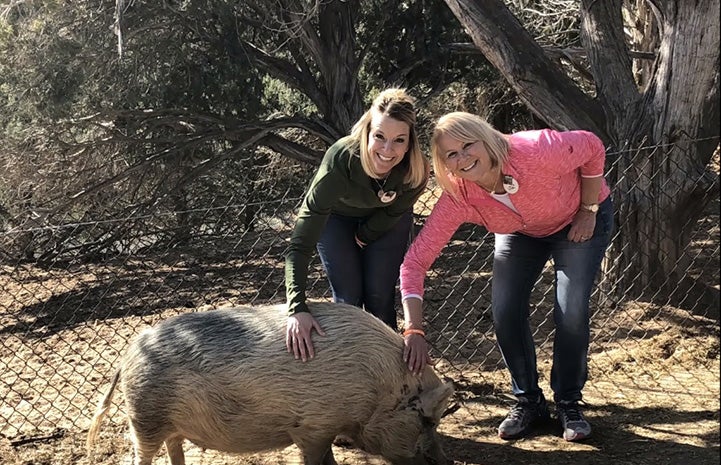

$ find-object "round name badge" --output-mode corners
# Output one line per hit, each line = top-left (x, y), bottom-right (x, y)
(502, 175), (519, 194)
(378, 190), (397, 203)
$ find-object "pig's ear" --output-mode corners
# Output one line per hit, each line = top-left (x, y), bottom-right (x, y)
(419, 382), (454, 421)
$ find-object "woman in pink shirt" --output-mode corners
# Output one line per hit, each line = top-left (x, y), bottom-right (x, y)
(400, 112), (613, 442)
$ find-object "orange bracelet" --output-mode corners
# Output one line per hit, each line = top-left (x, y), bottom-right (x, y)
(403, 328), (426, 337)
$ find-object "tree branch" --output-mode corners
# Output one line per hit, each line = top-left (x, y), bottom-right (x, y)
(443, 0), (607, 138)
(238, 40), (326, 113)
(442, 42), (656, 60)
(260, 133), (325, 165)
(49, 112), (335, 213)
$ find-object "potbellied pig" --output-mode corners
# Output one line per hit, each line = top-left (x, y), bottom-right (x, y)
(86, 301), (454, 465)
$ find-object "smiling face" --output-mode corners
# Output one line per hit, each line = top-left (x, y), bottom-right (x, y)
(436, 133), (495, 183)
(367, 111), (410, 177)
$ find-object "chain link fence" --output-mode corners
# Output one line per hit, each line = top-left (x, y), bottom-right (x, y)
(0, 139), (718, 462)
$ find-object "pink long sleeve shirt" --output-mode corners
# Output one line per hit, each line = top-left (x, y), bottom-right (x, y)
(400, 129), (611, 301)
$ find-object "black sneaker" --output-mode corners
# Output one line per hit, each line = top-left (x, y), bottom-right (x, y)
(557, 401), (592, 441)
(498, 397), (550, 439)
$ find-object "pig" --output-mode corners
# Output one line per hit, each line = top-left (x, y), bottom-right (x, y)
(86, 301), (454, 465)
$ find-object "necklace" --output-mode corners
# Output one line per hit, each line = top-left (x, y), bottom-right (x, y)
(478, 169), (502, 194)
(374, 176), (396, 203)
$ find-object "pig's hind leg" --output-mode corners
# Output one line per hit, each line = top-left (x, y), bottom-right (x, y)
(128, 420), (176, 465)
(130, 436), (164, 465)
(165, 435), (186, 465)
(293, 433), (338, 465)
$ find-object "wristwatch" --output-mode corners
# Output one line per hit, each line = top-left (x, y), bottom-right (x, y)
(580, 203), (599, 213)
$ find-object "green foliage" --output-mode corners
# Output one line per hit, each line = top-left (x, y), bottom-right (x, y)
(261, 76), (317, 116)
(0, 0), (536, 261)
(359, 0), (487, 92)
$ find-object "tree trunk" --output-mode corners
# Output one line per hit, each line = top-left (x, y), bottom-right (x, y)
(604, 0), (720, 309)
(273, 0), (364, 136)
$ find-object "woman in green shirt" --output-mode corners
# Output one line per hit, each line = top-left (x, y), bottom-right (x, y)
(285, 88), (429, 362)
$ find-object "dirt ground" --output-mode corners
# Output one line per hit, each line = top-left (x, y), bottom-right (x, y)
(0, 287), (718, 465)
(1, 193), (719, 465)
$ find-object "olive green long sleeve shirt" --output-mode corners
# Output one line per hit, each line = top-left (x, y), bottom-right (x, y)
(285, 140), (427, 315)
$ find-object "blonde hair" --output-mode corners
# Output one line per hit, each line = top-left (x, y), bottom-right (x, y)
(431, 112), (510, 197)
(342, 88), (428, 189)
